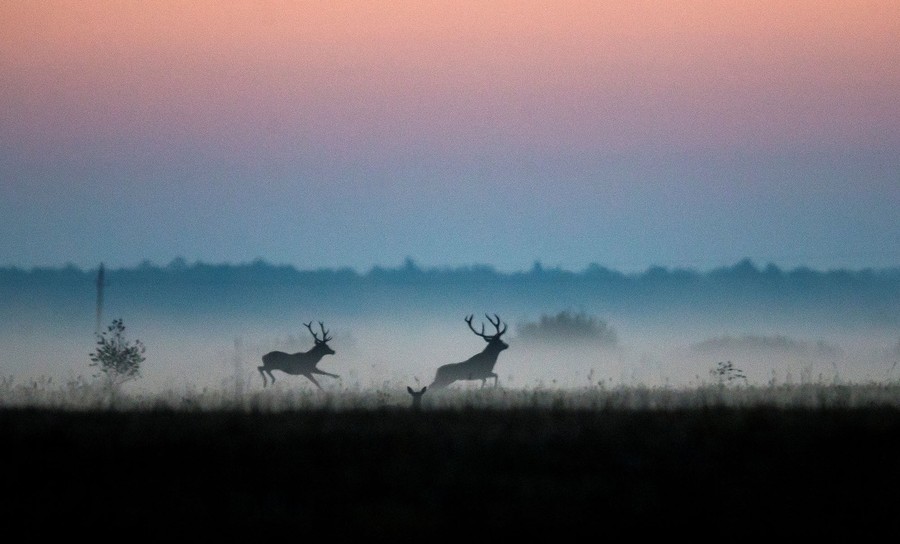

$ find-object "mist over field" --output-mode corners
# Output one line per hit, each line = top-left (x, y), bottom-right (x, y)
(2, 258), (898, 395)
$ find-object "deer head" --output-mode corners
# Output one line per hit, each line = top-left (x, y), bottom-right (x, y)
(304, 321), (335, 355)
(407, 386), (427, 409)
(466, 314), (509, 352)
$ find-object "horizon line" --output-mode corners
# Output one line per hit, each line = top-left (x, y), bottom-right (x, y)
(3, 256), (899, 276)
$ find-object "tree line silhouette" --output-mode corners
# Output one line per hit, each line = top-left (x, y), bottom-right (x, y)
(3, 258), (898, 327)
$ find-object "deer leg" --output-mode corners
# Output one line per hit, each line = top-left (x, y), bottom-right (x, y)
(491, 373), (499, 388)
(305, 374), (324, 392)
(258, 367), (268, 388)
(313, 369), (339, 379)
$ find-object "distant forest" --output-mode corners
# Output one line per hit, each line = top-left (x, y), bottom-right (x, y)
(2, 258), (899, 328)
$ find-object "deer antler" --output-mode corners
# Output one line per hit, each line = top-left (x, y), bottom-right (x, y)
(486, 313), (507, 337)
(318, 321), (332, 343)
(304, 321), (321, 342)
(467, 314), (506, 339)
(465, 314), (490, 339)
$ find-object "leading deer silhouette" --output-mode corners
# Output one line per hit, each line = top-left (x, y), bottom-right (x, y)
(258, 321), (337, 391)
(428, 314), (508, 391)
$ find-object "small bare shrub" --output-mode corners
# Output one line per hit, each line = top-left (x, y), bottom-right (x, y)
(90, 318), (146, 391)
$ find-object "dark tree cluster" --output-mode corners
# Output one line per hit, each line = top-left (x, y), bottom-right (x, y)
(516, 310), (618, 347)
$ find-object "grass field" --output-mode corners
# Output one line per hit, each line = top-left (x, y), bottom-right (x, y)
(2, 381), (899, 538)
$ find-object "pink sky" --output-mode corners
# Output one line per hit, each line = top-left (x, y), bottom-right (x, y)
(5, 1), (898, 162)
(1, 1), (898, 271)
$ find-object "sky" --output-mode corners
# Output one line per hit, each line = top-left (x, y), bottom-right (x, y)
(2, 1), (898, 274)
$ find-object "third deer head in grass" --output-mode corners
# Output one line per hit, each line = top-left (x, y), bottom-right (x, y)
(407, 386), (427, 409)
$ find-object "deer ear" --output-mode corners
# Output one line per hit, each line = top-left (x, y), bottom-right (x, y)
(421, 387), (427, 393)
(407, 386), (414, 394)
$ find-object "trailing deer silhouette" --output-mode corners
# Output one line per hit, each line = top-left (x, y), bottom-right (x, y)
(428, 314), (508, 390)
(258, 321), (337, 390)
(407, 386), (427, 409)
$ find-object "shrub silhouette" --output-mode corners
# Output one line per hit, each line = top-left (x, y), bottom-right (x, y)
(89, 318), (146, 389)
(710, 360), (747, 385)
(516, 310), (618, 347)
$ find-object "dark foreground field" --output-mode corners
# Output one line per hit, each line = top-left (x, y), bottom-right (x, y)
(3, 407), (899, 538)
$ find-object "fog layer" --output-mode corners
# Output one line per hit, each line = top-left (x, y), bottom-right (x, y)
(1, 260), (898, 392)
